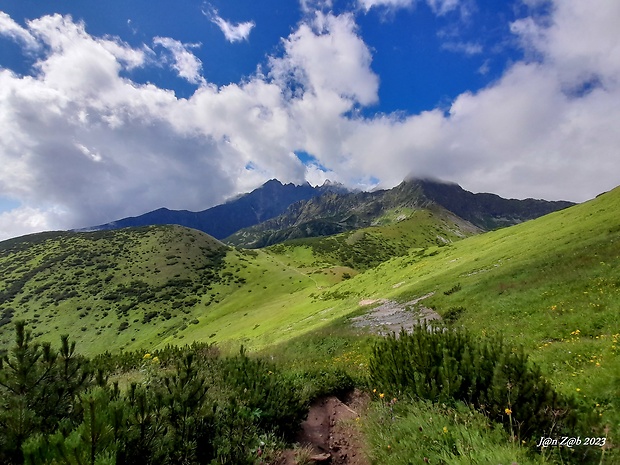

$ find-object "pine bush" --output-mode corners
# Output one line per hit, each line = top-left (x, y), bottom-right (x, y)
(369, 326), (578, 439)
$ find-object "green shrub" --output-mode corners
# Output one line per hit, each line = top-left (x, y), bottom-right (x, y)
(443, 306), (465, 323)
(443, 283), (462, 295)
(0, 323), (94, 465)
(1, 322), (315, 464)
(369, 326), (579, 440)
(219, 347), (307, 440)
(290, 368), (355, 402)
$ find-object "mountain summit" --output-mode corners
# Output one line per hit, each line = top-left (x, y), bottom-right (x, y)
(225, 178), (574, 247)
(83, 178), (573, 246)
(81, 180), (348, 239)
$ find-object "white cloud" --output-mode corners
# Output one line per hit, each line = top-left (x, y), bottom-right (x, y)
(358, 0), (460, 14)
(75, 143), (103, 162)
(358, 0), (414, 11)
(153, 37), (205, 85)
(297, 0), (620, 203)
(512, 1), (620, 89)
(0, 205), (67, 239)
(1, 2), (620, 240)
(477, 59), (490, 75)
(205, 7), (255, 43)
(300, 0), (334, 14)
(24, 14), (147, 97)
(426, 0), (461, 15)
(269, 12), (379, 106)
(0, 11), (39, 50)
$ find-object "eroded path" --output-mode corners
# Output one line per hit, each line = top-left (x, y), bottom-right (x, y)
(278, 390), (370, 465)
(276, 294), (441, 463)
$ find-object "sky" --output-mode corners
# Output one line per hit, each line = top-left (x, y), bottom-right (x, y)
(0, 0), (619, 240)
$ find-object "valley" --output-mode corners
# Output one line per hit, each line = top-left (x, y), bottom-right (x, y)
(0, 181), (618, 464)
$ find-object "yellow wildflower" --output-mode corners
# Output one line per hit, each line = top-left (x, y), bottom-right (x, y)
(143, 353), (151, 359)
(505, 408), (512, 415)
(379, 393), (385, 399)
(442, 426), (448, 433)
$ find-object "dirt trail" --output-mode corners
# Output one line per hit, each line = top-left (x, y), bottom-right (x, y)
(274, 294), (441, 463)
(277, 390), (370, 465)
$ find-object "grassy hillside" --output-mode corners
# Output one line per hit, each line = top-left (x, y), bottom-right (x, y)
(1, 187), (618, 362)
(262, 186), (620, 463)
(333, 186), (620, 349)
(0, 204), (479, 355)
(1, 187), (619, 462)
(317, 186), (620, 445)
(266, 205), (480, 271)
(0, 226), (234, 354)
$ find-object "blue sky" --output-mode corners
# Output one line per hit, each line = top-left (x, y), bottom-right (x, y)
(0, 0), (619, 239)
(0, 0), (520, 109)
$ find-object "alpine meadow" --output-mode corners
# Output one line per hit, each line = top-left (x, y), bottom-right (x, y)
(0, 180), (618, 464)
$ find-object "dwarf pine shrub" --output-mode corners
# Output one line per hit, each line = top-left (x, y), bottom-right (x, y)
(1, 322), (312, 465)
(218, 346), (307, 440)
(369, 326), (579, 440)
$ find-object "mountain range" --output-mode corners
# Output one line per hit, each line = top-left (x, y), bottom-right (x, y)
(82, 179), (349, 240)
(84, 178), (574, 247)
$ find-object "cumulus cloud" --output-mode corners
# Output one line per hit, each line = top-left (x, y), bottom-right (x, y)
(511, 1), (620, 89)
(0, 11), (39, 50)
(153, 37), (205, 84)
(1, 1), (620, 240)
(0, 13), (240, 238)
(270, 12), (379, 106)
(205, 7), (255, 43)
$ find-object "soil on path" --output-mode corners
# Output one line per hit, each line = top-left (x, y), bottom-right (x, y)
(277, 390), (370, 465)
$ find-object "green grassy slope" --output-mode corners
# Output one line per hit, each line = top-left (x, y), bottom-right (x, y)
(1, 186), (618, 377)
(266, 206), (480, 271)
(2, 186), (618, 463)
(263, 186), (620, 462)
(334, 186), (619, 344)
(323, 186), (620, 431)
(194, 182), (620, 401)
(0, 204), (479, 355)
(0, 226), (236, 354)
